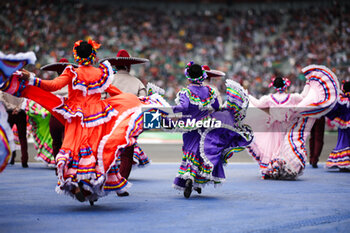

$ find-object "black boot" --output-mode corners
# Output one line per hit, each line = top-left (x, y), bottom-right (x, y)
(9, 151), (16, 165)
(184, 179), (193, 199)
(89, 199), (97, 206)
(117, 191), (129, 197)
(194, 187), (202, 194)
(75, 182), (86, 202)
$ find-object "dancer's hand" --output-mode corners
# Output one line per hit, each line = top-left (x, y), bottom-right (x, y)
(12, 108), (20, 115)
(20, 69), (31, 81)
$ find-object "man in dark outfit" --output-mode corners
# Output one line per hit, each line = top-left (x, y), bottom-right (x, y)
(0, 92), (29, 167)
(309, 116), (325, 168)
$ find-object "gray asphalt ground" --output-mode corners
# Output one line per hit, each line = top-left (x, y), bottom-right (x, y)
(1, 162), (349, 233)
(2, 132), (349, 233)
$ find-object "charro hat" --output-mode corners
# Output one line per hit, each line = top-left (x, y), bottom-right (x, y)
(202, 65), (225, 78)
(41, 58), (78, 75)
(99, 49), (149, 68)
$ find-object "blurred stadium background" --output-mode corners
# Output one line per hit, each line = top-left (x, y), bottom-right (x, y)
(1, 0), (349, 104)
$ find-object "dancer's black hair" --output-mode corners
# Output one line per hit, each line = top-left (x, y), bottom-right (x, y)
(188, 64), (203, 79)
(273, 77), (285, 88)
(75, 41), (93, 58)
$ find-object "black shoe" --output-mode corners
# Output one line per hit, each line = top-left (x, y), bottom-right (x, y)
(75, 182), (86, 202)
(89, 199), (97, 206)
(10, 152), (16, 165)
(22, 162), (28, 168)
(117, 191), (129, 197)
(311, 163), (318, 168)
(184, 179), (193, 199)
(9, 158), (15, 165)
(194, 187), (202, 194)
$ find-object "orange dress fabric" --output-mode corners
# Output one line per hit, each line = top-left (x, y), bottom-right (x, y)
(2, 63), (170, 200)
(29, 62), (141, 199)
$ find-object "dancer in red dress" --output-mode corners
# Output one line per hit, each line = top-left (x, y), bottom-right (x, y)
(1, 41), (169, 204)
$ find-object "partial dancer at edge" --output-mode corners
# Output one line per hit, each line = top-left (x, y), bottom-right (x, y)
(0, 51), (35, 173)
(325, 80), (350, 171)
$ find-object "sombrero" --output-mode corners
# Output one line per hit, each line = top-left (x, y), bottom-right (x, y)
(99, 49), (149, 67)
(203, 65), (225, 78)
(41, 58), (78, 75)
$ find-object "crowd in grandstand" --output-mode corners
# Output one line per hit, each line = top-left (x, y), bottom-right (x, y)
(1, 0), (349, 101)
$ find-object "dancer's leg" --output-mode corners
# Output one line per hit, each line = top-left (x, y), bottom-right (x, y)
(15, 110), (29, 167)
(49, 116), (64, 159)
(312, 116), (325, 166)
(309, 117), (325, 167)
(7, 112), (16, 165)
(119, 145), (135, 179)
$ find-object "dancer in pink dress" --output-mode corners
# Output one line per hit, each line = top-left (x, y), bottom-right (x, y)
(246, 65), (339, 179)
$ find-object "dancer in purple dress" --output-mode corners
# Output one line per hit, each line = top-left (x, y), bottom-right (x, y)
(326, 80), (350, 171)
(172, 62), (219, 198)
(172, 62), (253, 198)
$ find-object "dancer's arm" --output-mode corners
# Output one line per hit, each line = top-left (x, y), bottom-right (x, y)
(294, 82), (311, 107)
(209, 86), (220, 111)
(173, 93), (189, 113)
(137, 82), (147, 97)
(105, 84), (123, 96)
(211, 98), (220, 111)
(300, 82), (310, 98)
(249, 95), (269, 108)
(249, 95), (270, 114)
(28, 68), (71, 92)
